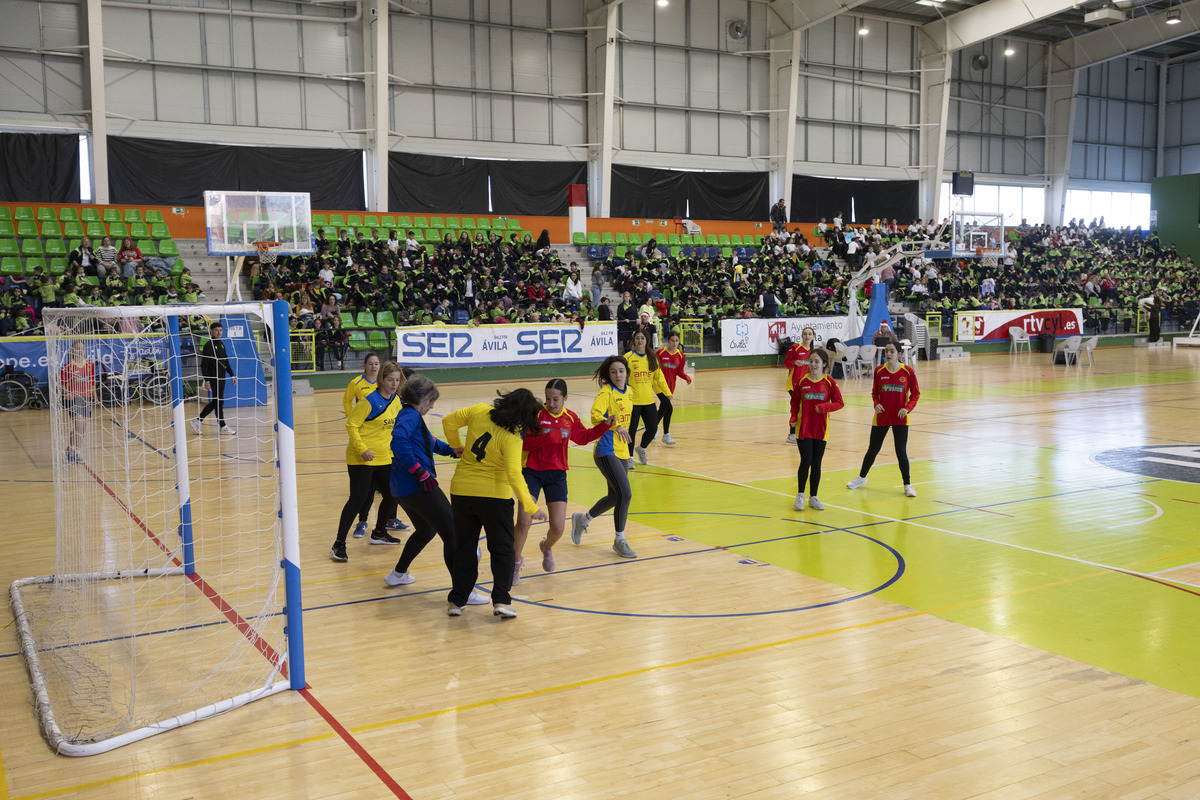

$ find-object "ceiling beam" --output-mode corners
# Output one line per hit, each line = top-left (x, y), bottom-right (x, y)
(921, 0), (1079, 53)
(1051, 0), (1200, 69)
(766, 0), (875, 39)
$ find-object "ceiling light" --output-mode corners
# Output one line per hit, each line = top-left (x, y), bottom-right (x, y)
(656, 0), (668, 6)
(1166, 8), (1181, 23)
(858, 24), (869, 35)
(915, 0), (943, 6)
(1004, 42), (1015, 56)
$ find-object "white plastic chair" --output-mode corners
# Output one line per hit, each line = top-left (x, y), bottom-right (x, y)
(898, 338), (918, 366)
(1056, 335), (1083, 366)
(855, 345), (877, 378)
(1079, 335), (1098, 365)
(841, 345), (860, 379)
(1009, 326), (1032, 355)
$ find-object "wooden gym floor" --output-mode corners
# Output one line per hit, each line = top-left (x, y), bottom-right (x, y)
(2, 344), (1200, 798)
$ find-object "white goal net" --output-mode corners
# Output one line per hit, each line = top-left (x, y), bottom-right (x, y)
(9, 302), (303, 756)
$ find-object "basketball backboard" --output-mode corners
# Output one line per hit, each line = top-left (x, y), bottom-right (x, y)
(951, 211), (1007, 259)
(204, 191), (315, 256)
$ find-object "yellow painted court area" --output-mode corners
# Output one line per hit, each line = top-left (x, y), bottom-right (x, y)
(2, 345), (1200, 798)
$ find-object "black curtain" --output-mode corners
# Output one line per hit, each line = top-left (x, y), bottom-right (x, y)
(488, 160), (585, 216)
(388, 153), (489, 214)
(790, 175), (918, 224)
(108, 137), (365, 209)
(687, 171), (768, 221)
(610, 166), (688, 219)
(0, 133), (80, 203)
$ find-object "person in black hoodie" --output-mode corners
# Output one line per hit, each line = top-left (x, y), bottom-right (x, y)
(191, 321), (238, 435)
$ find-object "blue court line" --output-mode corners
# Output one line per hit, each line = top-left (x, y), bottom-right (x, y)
(108, 417), (171, 459)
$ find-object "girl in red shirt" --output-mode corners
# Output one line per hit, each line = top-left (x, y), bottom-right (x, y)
(846, 342), (920, 497)
(60, 340), (97, 463)
(783, 326), (816, 443)
(655, 331), (692, 445)
(788, 348), (844, 511)
(513, 379), (610, 582)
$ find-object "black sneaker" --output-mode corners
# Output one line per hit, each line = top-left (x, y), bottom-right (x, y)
(369, 532), (401, 545)
(330, 542), (348, 562)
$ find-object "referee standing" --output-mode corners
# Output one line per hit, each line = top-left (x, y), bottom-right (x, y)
(192, 320), (238, 435)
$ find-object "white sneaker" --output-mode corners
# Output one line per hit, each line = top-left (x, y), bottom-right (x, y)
(570, 512), (588, 545)
(634, 445), (648, 465)
(612, 539), (638, 559)
(846, 476), (868, 490)
(493, 604), (518, 619)
(904, 484), (918, 497)
(190, 418), (202, 435)
(512, 557), (523, 587)
(627, 459), (636, 471)
(466, 590), (489, 606)
(447, 603), (463, 617)
(384, 570), (414, 586)
(786, 433), (797, 444)
(809, 496), (825, 511)
(219, 425), (236, 435)
(662, 433), (676, 445)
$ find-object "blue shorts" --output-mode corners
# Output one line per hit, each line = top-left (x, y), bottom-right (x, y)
(522, 468), (568, 504)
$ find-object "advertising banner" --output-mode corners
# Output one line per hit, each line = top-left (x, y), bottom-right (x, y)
(953, 309), (1084, 342)
(0, 334), (170, 386)
(720, 317), (849, 357)
(395, 322), (618, 368)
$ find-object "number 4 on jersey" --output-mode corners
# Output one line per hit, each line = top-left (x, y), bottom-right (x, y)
(471, 432), (492, 462)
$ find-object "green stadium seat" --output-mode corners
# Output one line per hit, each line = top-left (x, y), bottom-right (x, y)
(717, 235), (730, 246)
(129, 222), (150, 239)
(49, 257), (68, 272)
(150, 222), (171, 239)
(0, 240), (18, 258)
(730, 235), (742, 246)
(346, 214), (363, 227)
(705, 234), (719, 245)
(36, 207), (57, 221)
(322, 226), (336, 239)
(368, 329), (391, 350)
(356, 227), (372, 239)
(572, 232), (587, 245)
(380, 215), (397, 229)
(363, 215), (379, 228)
(311, 214), (327, 227)
(348, 331), (370, 351)
(123, 209), (142, 223)
(138, 240), (157, 256)
(80, 208), (100, 222)
(443, 217), (458, 229)
(375, 310), (397, 328)
(491, 218), (506, 230)
(16, 221), (38, 237)
(397, 216), (412, 228)
(670, 246), (682, 257)
(667, 234), (681, 245)
(615, 232), (628, 244)
(67, 239), (80, 251)
(144, 209), (163, 224)
(340, 312), (356, 328)
(25, 257), (47, 272)
(355, 310), (376, 328)
(108, 222), (128, 239)
(0, 207), (10, 221)
(0, 257), (21, 276)
(601, 232), (615, 245)
(85, 222), (106, 239)
(80, 275), (99, 287)
(62, 221), (84, 239)
(721, 246), (733, 258)
(58, 208), (79, 222)
(21, 239), (43, 256)
(461, 218), (475, 230)
(44, 239), (66, 256)
(679, 234), (692, 245)
(328, 214), (345, 227)
(0, 221), (14, 238)
(101, 208), (120, 222)
(429, 217), (444, 229)
(14, 207), (34, 220)
(413, 216), (428, 229)
(157, 240), (180, 258)
(587, 232), (601, 245)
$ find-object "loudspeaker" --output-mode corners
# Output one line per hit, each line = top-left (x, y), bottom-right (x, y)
(952, 171), (975, 196)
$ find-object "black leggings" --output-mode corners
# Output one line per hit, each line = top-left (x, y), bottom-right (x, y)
(629, 402), (658, 449)
(796, 438), (827, 497)
(336, 464), (397, 544)
(590, 455), (632, 532)
(199, 378), (226, 425)
(449, 495), (515, 607)
(657, 393), (674, 434)
(859, 425), (911, 484)
(394, 488), (456, 576)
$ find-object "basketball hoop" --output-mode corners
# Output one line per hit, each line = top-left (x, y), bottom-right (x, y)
(978, 247), (1003, 271)
(252, 241), (282, 264)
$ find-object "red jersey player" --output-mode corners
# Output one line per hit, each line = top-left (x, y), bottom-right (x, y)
(60, 340), (97, 464)
(513, 379), (611, 581)
(846, 341), (920, 497)
(783, 326), (816, 443)
(655, 331), (692, 445)
(788, 348), (844, 511)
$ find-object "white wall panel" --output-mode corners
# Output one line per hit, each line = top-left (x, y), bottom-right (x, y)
(0, 54), (50, 114)
(655, 108), (686, 154)
(622, 106), (656, 151)
(622, 45), (656, 104)
(299, 25), (350, 76)
(552, 101), (586, 146)
(691, 0), (721, 50)
(513, 96), (547, 144)
(434, 91), (475, 140)
(431, 21), (472, 87)
(252, 20), (301, 72)
(492, 94), (515, 143)
(861, 128), (886, 166)
(513, 31), (549, 94)
(255, 75), (304, 130)
(716, 53), (747, 112)
(394, 18), (433, 84)
(551, 35), (584, 96)
(155, 71), (205, 124)
(805, 122), (833, 163)
(149, 12), (202, 64)
(104, 8), (151, 60)
(690, 112), (720, 156)
(690, 52), (720, 109)
(1181, 145), (1200, 175)
(487, 28), (512, 91)
(397, 89), (435, 138)
(0, 1), (45, 49)
(654, 49), (687, 104)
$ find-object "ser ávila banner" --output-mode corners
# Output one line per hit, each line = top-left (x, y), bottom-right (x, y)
(395, 322), (618, 367)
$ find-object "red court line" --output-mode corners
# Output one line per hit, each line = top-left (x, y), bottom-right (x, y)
(81, 460), (410, 799)
(1174, 498), (1200, 505)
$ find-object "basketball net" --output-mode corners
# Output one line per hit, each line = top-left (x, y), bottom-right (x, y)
(976, 246), (1003, 271)
(253, 241), (282, 264)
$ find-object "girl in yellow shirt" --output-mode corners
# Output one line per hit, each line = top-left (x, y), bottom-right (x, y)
(342, 352), (409, 537)
(624, 328), (670, 466)
(442, 389), (547, 619)
(331, 362), (404, 562)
